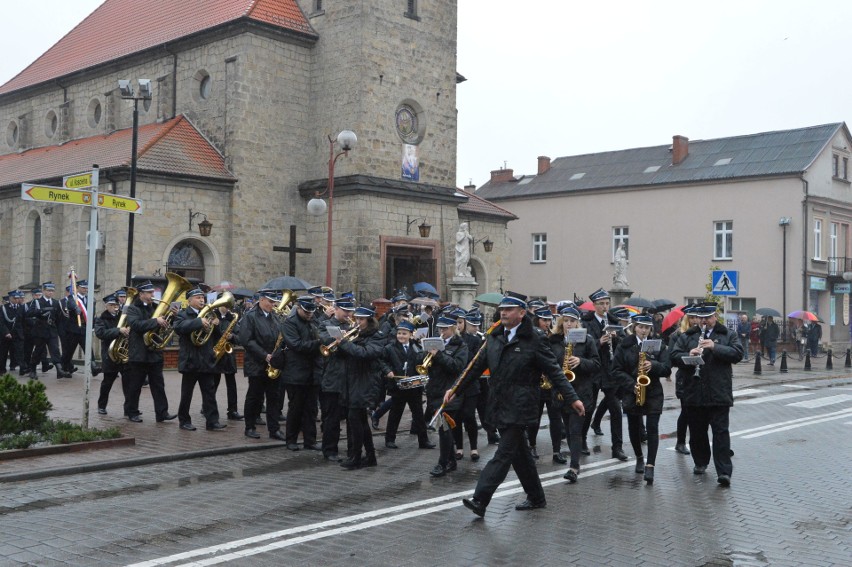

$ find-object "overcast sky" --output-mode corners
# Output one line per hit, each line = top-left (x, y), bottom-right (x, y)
(3, 1), (851, 189)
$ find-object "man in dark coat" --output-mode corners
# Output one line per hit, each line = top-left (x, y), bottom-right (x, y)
(213, 299), (242, 420)
(670, 305), (742, 486)
(318, 298), (357, 461)
(124, 280), (177, 423)
(25, 282), (71, 380)
(0, 291), (26, 373)
(93, 294), (128, 415)
(173, 288), (225, 432)
(455, 293), (585, 517)
(281, 296), (322, 451)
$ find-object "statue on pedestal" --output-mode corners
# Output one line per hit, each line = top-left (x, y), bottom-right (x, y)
(455, 222), (472, 278)
(613, 241), (629, 289)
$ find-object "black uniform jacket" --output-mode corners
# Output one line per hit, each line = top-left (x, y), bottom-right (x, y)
(125, 299), (167, 364)
(669, 322), (743, 407)
(63, 294), (91, 336)
(281, 311), (321, 385)
(1, 303), (24, 339)
(379, 340), (425, 394)
(583, 312), (621, 389)
(337, 326), (385, 409)
(611, 336), (672, 415)
(424, 334), (468, 411)
(238, 308), (281, 377)
(319, 316), (354, 395)
(94, 309), (124, 374)
(26, 297), (63, 339)
(173, 307), (219, 374)
(464, 316), (579, 428)
(548, 332), (601, 410)
(460, 331), (484, 396)
(213, 311), (239, 375)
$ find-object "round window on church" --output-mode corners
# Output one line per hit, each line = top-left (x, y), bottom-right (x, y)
(45, 110), (58, 138)
(87, 98), (102, 128)
(193, 69), (212, 102)
(6, 120), (18, 148)
(395, 100), (425, 144)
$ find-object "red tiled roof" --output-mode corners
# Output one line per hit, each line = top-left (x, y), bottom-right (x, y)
(0, 115), (236, 189)
(457, 188), (518, 220)
(0, 0), (315, 96)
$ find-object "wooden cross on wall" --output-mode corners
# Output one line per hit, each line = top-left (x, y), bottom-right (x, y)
(273, 225), (312, 276)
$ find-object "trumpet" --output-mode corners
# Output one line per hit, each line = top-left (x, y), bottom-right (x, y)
(191, 292), (235, 346)
(107, 286), (138, 364)
(563, 341), (575, 382)
(143, 273), (193, 350)
(416, 352), (435, 375)
(320, 319), (359, 356)
(213, 312), (239, 363)
(635, 351), (651, 406)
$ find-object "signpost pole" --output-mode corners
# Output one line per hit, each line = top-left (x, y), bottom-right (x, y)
(81, 166), (100, 429)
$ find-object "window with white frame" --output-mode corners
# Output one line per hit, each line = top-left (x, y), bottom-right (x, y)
(532, 233), (547, 263)
(714, 221), (733, 260)
(830, 222), (839, 272)
(814, 218), (823, 259)
(612, 226), (629, 261)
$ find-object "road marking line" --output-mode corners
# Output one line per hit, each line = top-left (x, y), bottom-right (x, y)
(737, 392), (813, 404)
(786, 394), (852, 408)
(126, 459), (628, 567)
(731, 407), (852, 437)
(781, 384), (812, 389)
(741, 409), (852, 438)
(732, 388), (766, 398)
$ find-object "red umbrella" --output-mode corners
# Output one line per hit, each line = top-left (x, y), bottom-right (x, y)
(788, 310), (821, 322)
(662, 306), (685, 332)
(578, 301), (595, 311)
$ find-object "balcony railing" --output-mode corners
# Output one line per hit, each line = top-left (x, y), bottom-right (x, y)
(827, 256), (851, 276)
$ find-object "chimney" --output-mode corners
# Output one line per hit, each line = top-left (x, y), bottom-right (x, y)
(672, 135), (689, 165)
(490, 168), (514, 183)
(537, 156), (551, 175)
(464, 183), (476, 191)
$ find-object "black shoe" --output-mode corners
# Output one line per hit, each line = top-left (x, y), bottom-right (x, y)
(635, 458), (645, 474)
(717, 474), (731, 486)
(363, 453), (377, 467)
(269, 431), (286, 441)
(28, 369), (38, 380)
(245, 428), (261, 439)
(157, 413), (178, 422)
(446, 460), (457, 472)
(385, 441), (399, 449)
(593, 426), (604, 436)
(515, 498), (546, 511)
(419, 441), (436, 449)
(97, 407), (107, 415)
(19, 368), (30, 376)
(581, 441), (591, 456)
(553, 452), (567, 464)
(227, 411), (244, 421)
(206, 423), (227, 431)
(693, 465), (707, 475)
(128, 414), (143, 423)
(304, 443), (323, 451)
(487, 433), (500, 445)
(371, 413), (381, 430)
(455, 451), (464, 461)
(286, 443), (300, 451)
(91, 364), (102, 377)
(255, 417), (266, 426)
(58, 370), (73, 379)
(462, 498), (486, 518)
(43, 363), (54, 372)
(675, 443), (691, 455)
(324, 453), (341, 462)
(563, 469), (578, 483)
(612, 448), (628, 461)
(429, 464), (446, 477)
(340, 457), (361, 470)
(529, 446), (539, 460)
(179, 423), (197, 431)
(644, 466), (655, 485)
(470, 451), (480, 462)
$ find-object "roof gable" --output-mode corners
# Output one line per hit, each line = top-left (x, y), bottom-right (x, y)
(457, 188), (517, 221)
(0, 115), (236, 189)
(0, 0), (315, 96)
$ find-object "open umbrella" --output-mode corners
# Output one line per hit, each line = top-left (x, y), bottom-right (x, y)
(413, 282), (438, 296)
(577, 301), (595, 312)
(612, 304), (641, 316)
(756, 307), (781, 318)
(411, 297), (439, 307)
(662, 306), (685, 332)
(788, 310), (821, 322)
(212, 281), (235, 291)
(261, 276), (312, 291)
(624, 296), (656, 310)
(232, 287), (255, 298)
(474, 292), (503, 307)
(652, 298), (676, 311)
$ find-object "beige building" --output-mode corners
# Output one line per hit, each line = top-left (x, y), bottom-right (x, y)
(476, 123), (852, 348)
(0, 0), (511, 303)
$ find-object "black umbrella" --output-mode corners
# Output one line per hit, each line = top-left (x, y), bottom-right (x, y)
(261, 276), (313, 291)
(756, 307), (781, 317)
(652, 299), (676, 311)
(232, 287), (256, 298)
(624, 296), (656, 310)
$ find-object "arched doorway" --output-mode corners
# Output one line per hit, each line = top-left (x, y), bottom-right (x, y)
(167, 241), (206, 281)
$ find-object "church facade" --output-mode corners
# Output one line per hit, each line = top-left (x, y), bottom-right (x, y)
(0, 0), (513, 303)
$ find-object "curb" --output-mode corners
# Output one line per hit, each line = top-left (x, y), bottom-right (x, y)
(0, 436), (135, 462)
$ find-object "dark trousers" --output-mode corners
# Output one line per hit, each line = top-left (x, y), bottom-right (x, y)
(687, 405), (733, 477)
(452, 393), (479, 452)
(320, 391), (343, 455)
(385, 389), (427, 443)
(61, 332), (86, 371)
(213, 373), (239, 413)
(473, 424), (545, 507)
(527, 397), (563, 453)
(347, 407), (375, 463)
(178, 372), (219, 427)
(563, 405), (586, 469)
(124, 361), (169, 419)
(244, 374), (281, 434)
(627, 412), (660, 465)
(285, 383), (319, 446)
(30, 334), (62, 370)
(676, 402), (689, 445)
(21, 334), (35, 372)
(475, 378), (497, 436)
(97, 370), (126, 410)
(591, 386), (623, 450)
(582, 384), (600, 439)
(0, 337), (23, 371)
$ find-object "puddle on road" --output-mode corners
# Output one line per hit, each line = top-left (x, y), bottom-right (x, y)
(700, 549), (769, 566)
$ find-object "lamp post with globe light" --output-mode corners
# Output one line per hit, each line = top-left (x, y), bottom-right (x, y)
(307, 130), (357, 287)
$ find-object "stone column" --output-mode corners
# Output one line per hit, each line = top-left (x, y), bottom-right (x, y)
(609, 287), (633, 307)
(448, 276), (478, 310)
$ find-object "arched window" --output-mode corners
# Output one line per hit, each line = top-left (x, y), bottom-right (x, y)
(25, 214), (42, 284)
(167, 241), (205, 281)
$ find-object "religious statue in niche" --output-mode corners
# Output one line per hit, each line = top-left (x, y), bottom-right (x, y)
(455, 222), (472, 278)
(613, 241), (629, 289)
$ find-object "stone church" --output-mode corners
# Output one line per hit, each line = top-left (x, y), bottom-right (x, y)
(0, 0), (514, 304)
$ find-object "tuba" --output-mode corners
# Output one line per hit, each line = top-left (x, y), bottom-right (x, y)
(143, 273), (193, 350)
(213, 312), (239, 363)
(191, 292), (235, 346)
(563, 341), (575, 382)
(107, 286), (138, 364)
(635, 351), (651, 406)
(273, 290), (295, 317)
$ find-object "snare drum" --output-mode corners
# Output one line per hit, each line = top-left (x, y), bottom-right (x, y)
(397, 375), (429, 390)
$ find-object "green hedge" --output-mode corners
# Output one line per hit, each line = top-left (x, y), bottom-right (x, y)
(0, 373), (52, 435)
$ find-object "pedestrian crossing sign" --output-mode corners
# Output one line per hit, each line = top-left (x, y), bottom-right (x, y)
(712, 270), (738, 296)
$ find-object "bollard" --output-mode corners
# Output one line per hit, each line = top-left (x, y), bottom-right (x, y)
(753, 351), (762, 375)
(845, 348), (851, 368)
(780, 350), (788, 373)
(826, 349), (833, 370)
(803, 350), (812, 371)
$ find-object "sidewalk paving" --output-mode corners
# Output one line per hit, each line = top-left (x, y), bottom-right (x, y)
(2, 356), (851, 482)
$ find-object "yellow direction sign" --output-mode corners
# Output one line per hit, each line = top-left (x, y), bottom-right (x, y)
(63, 172), (93, 189)
(21, 184), (93, 207)
(96, 193), (143, 214)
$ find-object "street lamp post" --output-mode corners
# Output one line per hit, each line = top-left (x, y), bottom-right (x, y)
(780, 216), (792, 341)
(118, 79), (152, 285)
(307, 130), (357, 287)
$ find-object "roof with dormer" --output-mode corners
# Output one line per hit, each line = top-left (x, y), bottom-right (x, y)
(0, 0), (315, 96)
(0, 115), (236, 189)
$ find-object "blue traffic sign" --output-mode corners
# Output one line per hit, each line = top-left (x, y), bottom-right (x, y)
(712, 270), (738, 296)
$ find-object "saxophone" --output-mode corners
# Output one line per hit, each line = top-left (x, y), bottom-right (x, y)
(267, 333), (284, 379)
(635, 351), (651, 406)
(213, 312), (239, 363)
(563, 342), (575, 382)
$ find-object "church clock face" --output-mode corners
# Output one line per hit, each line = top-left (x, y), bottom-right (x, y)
(395, 104), (419, 144)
